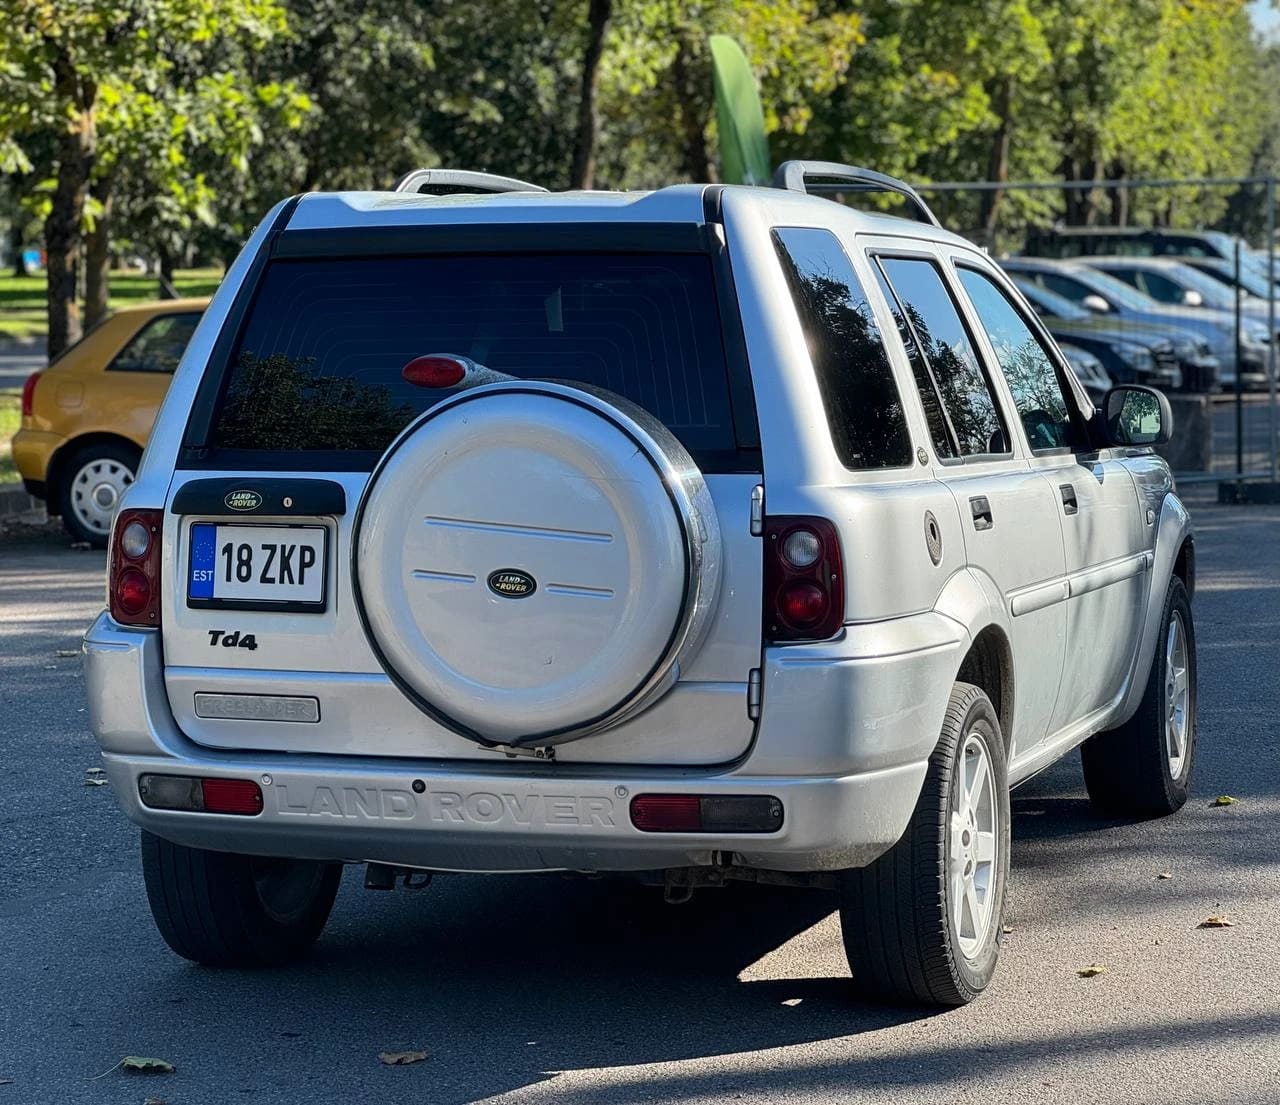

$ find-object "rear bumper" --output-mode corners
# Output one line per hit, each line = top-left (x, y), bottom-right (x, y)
(83, 610), (961, 874)
(11, 428), (60, 487)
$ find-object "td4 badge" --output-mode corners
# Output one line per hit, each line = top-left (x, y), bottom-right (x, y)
(208, 629), (258, 651)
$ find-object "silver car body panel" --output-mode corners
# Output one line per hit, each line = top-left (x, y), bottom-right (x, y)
(90, 183), (1193, 872)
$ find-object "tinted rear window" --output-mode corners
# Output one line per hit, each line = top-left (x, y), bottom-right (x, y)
(207, 254), (739, 462)
(772, 227), (911, 470)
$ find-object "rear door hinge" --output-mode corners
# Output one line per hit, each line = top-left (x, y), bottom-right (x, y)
(749, 484), (764, 536)
(747, 668), (762, 721)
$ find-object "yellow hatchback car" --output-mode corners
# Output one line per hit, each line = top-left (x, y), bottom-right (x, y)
(14, 299), (207, 545)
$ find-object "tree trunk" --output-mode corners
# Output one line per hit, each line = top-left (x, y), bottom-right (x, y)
(157, 245), (176, 299)
(978, 77), (1014, 248)
(672, 37), (714, 182)
(1107, 165), (1129, 227)
(569, 0), (613, 190)
(44, 55), (96, 360)
(8, 221), (25, 277)
(84, 176), (112, 329)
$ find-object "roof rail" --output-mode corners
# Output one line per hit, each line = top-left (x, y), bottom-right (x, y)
(771, 160), (941, 228)
(394, 168), (548, 196)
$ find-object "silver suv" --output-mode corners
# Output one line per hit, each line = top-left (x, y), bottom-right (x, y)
(84, 162), (1197, 1007)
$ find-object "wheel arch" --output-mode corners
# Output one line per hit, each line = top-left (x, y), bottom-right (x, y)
(45, 432), (144, 517)
(934, 567), (1016, 751)
(955, 624), (1015, 752)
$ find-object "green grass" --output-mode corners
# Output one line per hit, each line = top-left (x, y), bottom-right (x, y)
(0, 268), (223, 343)
(0, 388), (20, 487)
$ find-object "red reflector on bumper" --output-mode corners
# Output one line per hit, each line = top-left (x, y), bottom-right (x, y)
(630, 794), (701, 832)
(200, 778), (264, 816)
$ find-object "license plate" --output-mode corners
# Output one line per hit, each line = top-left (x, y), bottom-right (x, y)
(187, 523), (328, 611)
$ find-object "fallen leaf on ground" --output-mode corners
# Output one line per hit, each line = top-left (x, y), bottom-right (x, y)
(0, 1078), (13, 1086)
(1156, 872), (1173, 880)
(84, 778), (109, 787)
(121, 1057), (174, 1075)
(85, 767), (104, 775)
(1211, 795), (1238, 806)
(378, 1051), (427, 1066)
(1001, 925), (1014, 934)
(55, 649), (78, 658)
(1077, 964), (1107, 978)
(1198, 915), (1236, 928)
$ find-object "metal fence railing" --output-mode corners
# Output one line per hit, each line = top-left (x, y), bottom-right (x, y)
(917, 176), (1278, 484)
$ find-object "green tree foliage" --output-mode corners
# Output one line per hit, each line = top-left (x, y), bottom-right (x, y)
(0, 0), (302, 355)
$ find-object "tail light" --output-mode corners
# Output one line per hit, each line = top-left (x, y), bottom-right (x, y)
(764, 515), (844, 641)
(109, 508), (163, 627)
(20, 371), (41, 418)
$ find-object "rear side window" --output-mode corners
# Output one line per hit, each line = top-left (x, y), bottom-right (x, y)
(877, 257), (1008, 458)
(206, 254), (739, 464)
(772, 227), (911, 470)
(110, 313), (201, 374)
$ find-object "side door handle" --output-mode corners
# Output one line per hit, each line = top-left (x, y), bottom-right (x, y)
(1059, 483), (1079, 516)
(969, 496), (994, 531)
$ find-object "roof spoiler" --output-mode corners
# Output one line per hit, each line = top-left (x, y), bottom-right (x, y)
(771, 160), (941, 228)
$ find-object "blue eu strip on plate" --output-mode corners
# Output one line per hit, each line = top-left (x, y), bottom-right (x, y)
(189, 522), (217, 599)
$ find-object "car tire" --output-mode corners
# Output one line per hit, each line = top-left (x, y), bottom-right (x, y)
(839, 682), (1010, 1006)
(58, 442), (140, 548)
(1081, 576), (1196, 817)
(140, 831), (343, 967)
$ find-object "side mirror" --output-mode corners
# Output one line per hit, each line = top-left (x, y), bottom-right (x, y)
(1081, 293), (1111, 313)
(1103, 384), (1172, 447)
(1182, 289), (1204, 307)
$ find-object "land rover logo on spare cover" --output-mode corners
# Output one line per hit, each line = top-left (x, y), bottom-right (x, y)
(487, 569), (536, 599)
(224, 489), (262, 511)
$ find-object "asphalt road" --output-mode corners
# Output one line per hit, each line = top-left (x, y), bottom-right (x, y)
(1, 499), (1279, 1105)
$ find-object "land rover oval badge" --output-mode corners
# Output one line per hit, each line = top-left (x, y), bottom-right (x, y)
(487, 569), (536, 599)
(224, 489), (262, 511)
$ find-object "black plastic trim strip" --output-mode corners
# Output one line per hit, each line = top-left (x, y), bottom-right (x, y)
(702, 186), (762, 452)
(171, 477), (346, 517)
(273, 222), (709, 258)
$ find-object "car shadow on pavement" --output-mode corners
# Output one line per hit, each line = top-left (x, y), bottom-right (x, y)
(132, 873), (937, 1103)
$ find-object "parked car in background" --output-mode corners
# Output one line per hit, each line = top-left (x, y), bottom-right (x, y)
(1084, 256), (1275, 324)
(1180, 255), (1279, 300)
(1010, 276), (1202, 393)
(13, 299), (207, 544)
(1058, 343), (1114, 405)
(1002, 256), (1260, 391)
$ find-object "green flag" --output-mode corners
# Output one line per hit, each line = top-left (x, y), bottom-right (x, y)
(709, 35), (770, 186)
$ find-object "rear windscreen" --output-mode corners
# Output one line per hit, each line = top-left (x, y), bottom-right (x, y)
(206, 253), (739, 463)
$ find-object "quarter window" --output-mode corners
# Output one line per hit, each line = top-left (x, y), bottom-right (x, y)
(956, 267), (1075, 452)
(877, 257), (1008, 458)
(772, 227), (912, 470)
(110, 313), (202, 374)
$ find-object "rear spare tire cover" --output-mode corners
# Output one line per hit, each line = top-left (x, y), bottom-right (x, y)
(352, 381), (722, 747)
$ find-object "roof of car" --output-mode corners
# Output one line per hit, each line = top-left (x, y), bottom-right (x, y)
(286, 185), (978, 248)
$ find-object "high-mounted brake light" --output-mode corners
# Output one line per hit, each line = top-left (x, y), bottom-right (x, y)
(764, 516), (844, 642)
(109, 508), (163, 627)
(402, 354), (468, 389)
(20, 371), (40, 418)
